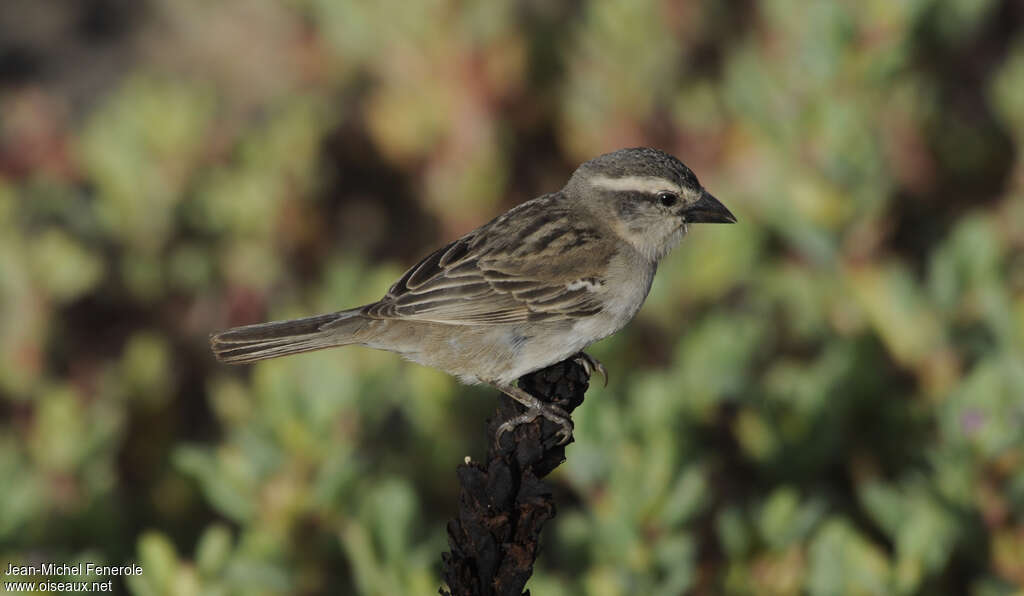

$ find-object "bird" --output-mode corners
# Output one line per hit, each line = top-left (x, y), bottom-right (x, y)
(210, 147), (736, 443)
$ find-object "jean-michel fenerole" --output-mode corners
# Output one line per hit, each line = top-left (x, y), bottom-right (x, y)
(4, 562), (143, 576)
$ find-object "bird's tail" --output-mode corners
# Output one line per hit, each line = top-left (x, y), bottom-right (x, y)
(210, 308), (369, 364)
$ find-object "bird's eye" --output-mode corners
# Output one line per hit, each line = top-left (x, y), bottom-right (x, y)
(657, 192), (678, 207)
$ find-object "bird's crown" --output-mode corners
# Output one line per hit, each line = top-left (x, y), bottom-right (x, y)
(568, 147), (701, 196)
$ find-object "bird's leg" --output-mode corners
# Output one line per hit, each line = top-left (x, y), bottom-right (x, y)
(572, 352), (608, 387)
(493, 383), (574, 446)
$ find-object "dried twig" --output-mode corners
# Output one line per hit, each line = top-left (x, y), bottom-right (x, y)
(440, 359), (590, 596)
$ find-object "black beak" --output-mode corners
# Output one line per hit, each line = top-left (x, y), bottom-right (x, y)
(683, 191), (736, 223)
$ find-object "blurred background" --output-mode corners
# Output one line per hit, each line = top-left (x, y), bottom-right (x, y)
(1, 0), (1023, 594)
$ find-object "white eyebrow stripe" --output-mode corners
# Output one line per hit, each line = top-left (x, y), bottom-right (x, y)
(590, 175), (680, 194)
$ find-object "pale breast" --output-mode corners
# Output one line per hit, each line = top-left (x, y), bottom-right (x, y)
(569, 249), (655, 344)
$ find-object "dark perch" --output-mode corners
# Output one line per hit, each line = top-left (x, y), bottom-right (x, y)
(440, 359), (590, 596)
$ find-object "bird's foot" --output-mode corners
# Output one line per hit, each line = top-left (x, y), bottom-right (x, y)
(494, 404), (573, 446)
(493, 384), (574, 446)
(573, 352), (608, 387)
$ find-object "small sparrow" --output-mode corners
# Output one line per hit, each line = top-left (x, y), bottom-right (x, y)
(211, 147), (736, 443)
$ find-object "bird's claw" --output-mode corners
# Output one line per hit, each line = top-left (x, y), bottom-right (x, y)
(494, 402), (573, 447)
(573, 352), (608, 387)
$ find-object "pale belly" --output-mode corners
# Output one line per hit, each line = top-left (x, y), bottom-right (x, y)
(358, 254), (656, 386)
(361, 319), (588, 385)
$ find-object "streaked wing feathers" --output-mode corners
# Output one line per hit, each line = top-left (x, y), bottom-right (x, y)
(362, 195), (610, 325)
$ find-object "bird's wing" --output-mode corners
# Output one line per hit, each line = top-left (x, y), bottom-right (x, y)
(360, 197), (614, 325)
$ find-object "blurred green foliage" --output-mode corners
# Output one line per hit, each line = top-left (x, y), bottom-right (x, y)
(1, 0), (1023, 594)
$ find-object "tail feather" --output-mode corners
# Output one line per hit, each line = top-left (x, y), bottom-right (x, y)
(210, 309), (367, 364)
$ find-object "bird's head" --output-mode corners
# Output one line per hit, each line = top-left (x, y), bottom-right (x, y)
(566, 147), (736, 261)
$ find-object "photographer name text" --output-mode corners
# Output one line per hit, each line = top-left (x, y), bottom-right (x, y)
(4, 562), (142, 577)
